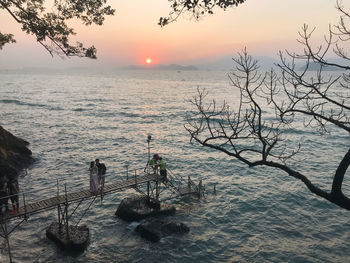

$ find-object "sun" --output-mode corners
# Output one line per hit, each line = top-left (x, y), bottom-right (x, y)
(146, 58), (152, 64)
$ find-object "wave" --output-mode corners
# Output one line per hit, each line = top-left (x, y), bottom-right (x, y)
(0, 99), (63, 111)
(72, 108), (89, 112)
(118, 112), (142, 118)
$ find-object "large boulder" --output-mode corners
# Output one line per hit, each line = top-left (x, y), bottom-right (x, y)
(136, 219), (190, 242)
(115, 195), (176, 222)
(0, 126), (34, 179)
(46, 222), (90, 252)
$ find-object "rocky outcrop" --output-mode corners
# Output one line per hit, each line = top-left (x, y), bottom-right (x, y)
(136, 219), (190, 242)
(0, 126), (34, 179)
(116, 195), (189, 242)
(115, 195), (176, 222)
(46, 222), (90, 252)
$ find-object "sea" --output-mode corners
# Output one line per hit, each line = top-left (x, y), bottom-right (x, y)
(0, 69), (349, 263)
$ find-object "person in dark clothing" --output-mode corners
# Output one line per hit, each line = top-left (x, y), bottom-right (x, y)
(8, 179), (19, 214)
(0, 176), (9, 214)
(95, 158), (106, 189)
(159, 157), (167, 178)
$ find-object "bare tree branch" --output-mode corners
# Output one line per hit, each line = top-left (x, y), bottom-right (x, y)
(187, 2), (350, 210)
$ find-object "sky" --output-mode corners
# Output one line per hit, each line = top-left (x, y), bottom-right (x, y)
(0, 0), (344, 69)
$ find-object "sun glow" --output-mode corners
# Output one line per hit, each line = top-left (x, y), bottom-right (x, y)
(146, 58), (152, 64)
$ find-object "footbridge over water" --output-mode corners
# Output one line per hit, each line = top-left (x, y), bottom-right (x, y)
(0, 165), (204, 262)
(1, 169), (202, 224)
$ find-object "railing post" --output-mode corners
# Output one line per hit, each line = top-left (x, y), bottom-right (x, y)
(198, 180), (202, 198)
(23, 193), (27, 221)
(57, 179), (61, 232)
(134, 169), (137, 185)
(126, 165), (129, 180)
(64, 184), (69, 240)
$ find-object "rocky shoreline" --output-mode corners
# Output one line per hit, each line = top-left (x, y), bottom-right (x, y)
(0, 125), (34, 180)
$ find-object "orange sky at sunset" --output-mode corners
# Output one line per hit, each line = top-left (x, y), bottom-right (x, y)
(0, 0), (344, 69)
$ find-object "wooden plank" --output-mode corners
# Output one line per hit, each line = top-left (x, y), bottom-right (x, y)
(79, 190), (90, 196)
(29, 203), (40, 211)
(68, 192), (81, 200)
(42, 200), (50, 207)
(44, 199), (55, 207)
(70, 191), (82, 198)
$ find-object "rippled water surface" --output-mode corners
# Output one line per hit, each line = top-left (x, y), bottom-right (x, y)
(0, 69), (349, 263)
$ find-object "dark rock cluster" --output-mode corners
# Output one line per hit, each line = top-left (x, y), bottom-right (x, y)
(115, 195), (175, 222)
(0, 126), (34, 179)
(46, 222), (90, 252)
(116, 195), (189, 242)
(136, 219), (190, 242)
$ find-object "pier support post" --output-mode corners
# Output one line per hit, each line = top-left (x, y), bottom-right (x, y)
(147, 182), (150, 199)
(5, 221), (12, 263)
(1, 220), (13, 263)
(155, 181), (159, 201)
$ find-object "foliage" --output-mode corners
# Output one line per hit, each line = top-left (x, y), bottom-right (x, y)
(0, 0), (247, 57)
(186, 0), (350, 210)
(0, 0), (115, 58)
(0, 32), (16, 49)
(159, 0), (246, 26)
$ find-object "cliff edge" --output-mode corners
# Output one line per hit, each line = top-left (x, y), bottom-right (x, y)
(0, 126), (34, 179)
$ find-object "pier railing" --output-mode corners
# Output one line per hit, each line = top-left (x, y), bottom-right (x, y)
(0, 164), (154, 217)
(0, 161), (204, 220)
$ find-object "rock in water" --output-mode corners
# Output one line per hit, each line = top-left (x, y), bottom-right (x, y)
(136, 219), (190, 242)
(115, 195), (176, 222)
(0, 126), (34, 179)
(46, 222), (90, 252)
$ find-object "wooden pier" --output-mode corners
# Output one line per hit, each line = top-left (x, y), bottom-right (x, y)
(1, 173), (163, 223)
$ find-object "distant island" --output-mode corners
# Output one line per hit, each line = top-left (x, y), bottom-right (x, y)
(298, 62), (344, 71)
(121, 64), (199, 71)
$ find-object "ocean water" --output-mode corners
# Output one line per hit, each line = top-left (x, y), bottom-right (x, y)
(0, 69), (349, 263)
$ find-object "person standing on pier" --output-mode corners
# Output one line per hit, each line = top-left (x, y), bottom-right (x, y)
(159, 156), (167, 179)
(149, 154), (159, 174)
(8, 178), (19, 214)
(89, 161), (99, 193)
(95, 159), (106, 190)
(0, 176), (9, 214)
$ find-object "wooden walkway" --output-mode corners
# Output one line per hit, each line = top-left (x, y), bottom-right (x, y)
(1, 173), (162, 223)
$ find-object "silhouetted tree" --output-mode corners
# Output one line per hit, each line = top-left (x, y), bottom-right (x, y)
(159, 0), (246, 26)
(0, 0), (116, 58)
(0, 0), (246, 57)
(186, 0), (350, 210)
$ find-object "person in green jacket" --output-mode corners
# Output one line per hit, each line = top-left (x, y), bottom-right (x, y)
(149, 154), (159, 174)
